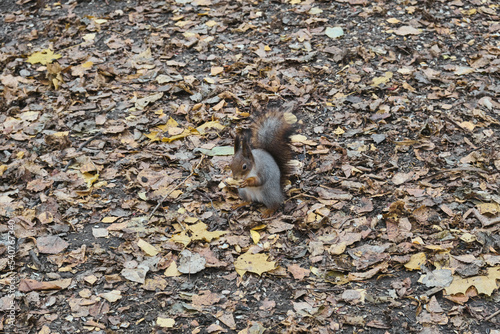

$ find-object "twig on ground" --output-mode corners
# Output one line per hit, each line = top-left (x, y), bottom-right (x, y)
(29, 249), (45, 272)
(286, 192), (320, 202)
(195, 190), (216, 211)
(423, 166), (490, 181)
(484, 308), (500, 321)
(63, 131), (103, 172)
(148, 155), (205, 220)
(469, 208), (500, 227)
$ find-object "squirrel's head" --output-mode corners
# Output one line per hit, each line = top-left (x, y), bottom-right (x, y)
(230, 133), (254, 181)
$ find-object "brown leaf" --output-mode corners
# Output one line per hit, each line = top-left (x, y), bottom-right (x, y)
(348, 263), (388, 281)
(394, 26), (421, 36)
(19, 278), (71, 292)
(36, 235), (69, 254)
(192, 290), (220, 307)
(287, 264), (310, 280)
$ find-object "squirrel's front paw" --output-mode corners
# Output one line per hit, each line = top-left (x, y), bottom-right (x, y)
(240, 177), (258, 188)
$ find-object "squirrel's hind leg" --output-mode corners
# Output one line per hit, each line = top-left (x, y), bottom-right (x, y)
(231, 201), (252, 210)
(262, 208), (276, 218)
(262, 205), (281, 218)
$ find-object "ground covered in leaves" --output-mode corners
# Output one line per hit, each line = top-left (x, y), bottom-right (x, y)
(1, 0), (500, 333)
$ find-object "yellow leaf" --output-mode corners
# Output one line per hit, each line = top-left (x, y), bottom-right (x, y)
(460, 233), (476, 243)
(27, 49), (62, 65)
(102, 217), (119, 223)
(328, 242), (346, 255)
(251, 224), (267, 231)
(188, 222), (226, 242)
(82, 172), (99, 188)
(325, 270), (350, 285)
(211, 66), (224, 76)
(234, 252), (276, 277)
(264, 45), (271, 51)
(169, 189), (183, 199)
(459, 121), (475, 131)
(371, 72), (393, 87)
(310, 266), (320, 277)
(137, 239), (159, 256)
(161, 128), (197, 143)
(308, 7), (323, 15)
(425, 245), (448, 251)
(212, 100), (225, 111)
(193, 0), (212, 5)
(166, 117), (179, 127)
(477, 202), (500, 215)
(0, 165), (7, 177)
(82, 33), (96, 42)
(461, 8), (476, 16)
(82, 61), (93, 68)
(333, 127), (345, 135)
(206, 20), (218, 27)
(156, 317), (175, 328)
(144, 131), (160, 142)
(250, 230), (260, 244)
(290, 134), (307, 143)
(184, 217), (199, 224)
(164, 261), (182, 277)
(387, 18), (400, 24)
(52, 78), (60, 90)
(170, 231), (191, 247)
(196, 120), (224, 135)
(411, 237), (424, 245)
(404, 252), (426, 271)
(445, 267), (500, 296)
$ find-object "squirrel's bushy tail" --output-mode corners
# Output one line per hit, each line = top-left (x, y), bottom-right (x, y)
(252, 111), (296, 187)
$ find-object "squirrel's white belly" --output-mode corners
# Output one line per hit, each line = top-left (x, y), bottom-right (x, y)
(239, 186), (265, 203)
(238, 149), (284, 209)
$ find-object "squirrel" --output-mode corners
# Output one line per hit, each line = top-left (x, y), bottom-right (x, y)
(230, 111), (296, 217)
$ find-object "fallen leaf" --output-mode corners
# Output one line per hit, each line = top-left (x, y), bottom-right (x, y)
(234, 252), (276, 277)
(27, 49), (62, 65)
(325, 27), (344, 39)
(444, 267), (500, 296)
(137, 239), (159, 256)
(177, 249), (206, 274)
(371, 72), (393, 87)
(405, 252), (426, 271)
(156, 318), (175, 328)
(99, 290), (122, 302)
(192, 290), (220, 306)
(164, 261), (182, 277)
(36, 235), (69, 254)
(419, 269), (454, 288)
(394, 26), (421, 36)
(19, 278), (72, 292)
(288, 264), (310, 280)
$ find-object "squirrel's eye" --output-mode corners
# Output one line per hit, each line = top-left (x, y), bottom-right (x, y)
(242, 164), (247, 170)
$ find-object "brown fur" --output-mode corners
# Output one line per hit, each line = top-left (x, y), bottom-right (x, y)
(251, 111), (295, 188)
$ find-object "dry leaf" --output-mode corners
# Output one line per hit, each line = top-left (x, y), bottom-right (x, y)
(234, 252), (276, 277)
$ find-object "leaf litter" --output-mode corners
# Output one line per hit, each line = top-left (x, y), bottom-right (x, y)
(0, 0), (500, 333)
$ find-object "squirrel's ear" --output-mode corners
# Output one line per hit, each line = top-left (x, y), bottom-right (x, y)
(241, 136), (252, 158)
(234, 135), (241, 153)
